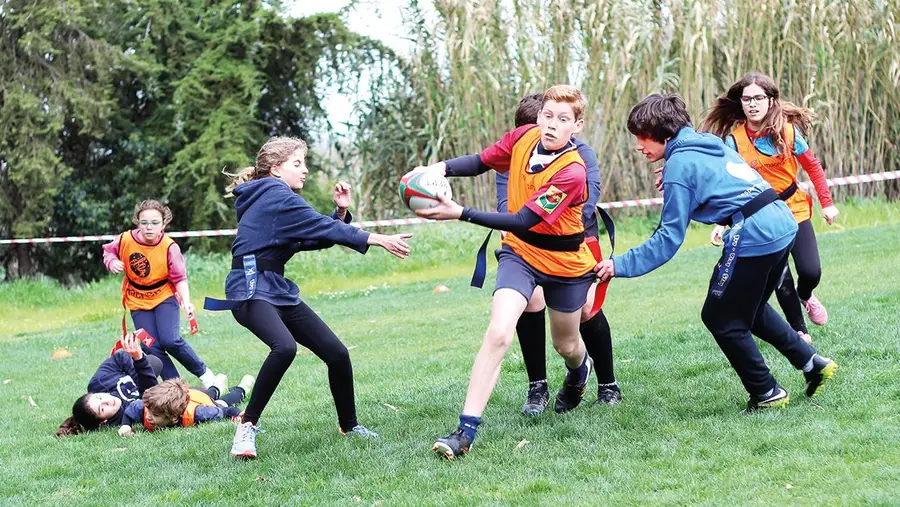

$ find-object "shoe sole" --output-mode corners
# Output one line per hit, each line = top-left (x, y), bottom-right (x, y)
(432, 441), (464, 460)
(807, 361), (838, 397)
(231, 450), (257, 459)
(521, 403), (549, 416)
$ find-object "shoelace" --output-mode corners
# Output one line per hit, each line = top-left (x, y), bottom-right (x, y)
(235, 423), (260, 444)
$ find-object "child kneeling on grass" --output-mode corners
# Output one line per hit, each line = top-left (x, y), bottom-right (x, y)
(117, 376), (254, 436)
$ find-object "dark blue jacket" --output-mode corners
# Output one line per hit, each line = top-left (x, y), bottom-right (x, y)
(88, 351), (158, 427)
(223, 178), (371, 306)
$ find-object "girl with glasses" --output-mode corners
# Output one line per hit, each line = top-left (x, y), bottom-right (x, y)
(101, 200), (219, 387)
(702, 72), (838, 343)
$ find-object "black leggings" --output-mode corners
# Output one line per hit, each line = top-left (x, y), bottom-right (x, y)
(774, 219), (822, 333)
(232, 300), (357, 431)
(701, 243), (816, 396)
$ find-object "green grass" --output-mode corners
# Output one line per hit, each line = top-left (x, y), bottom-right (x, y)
(1, 200), (899, 505)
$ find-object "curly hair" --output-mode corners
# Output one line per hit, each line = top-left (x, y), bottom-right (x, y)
(131, 200), (173, 227)
(142, 379), (190, 424)
(224, 136), (308, 195)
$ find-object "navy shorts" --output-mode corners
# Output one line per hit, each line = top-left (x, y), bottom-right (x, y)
(494, 246), (595, 313)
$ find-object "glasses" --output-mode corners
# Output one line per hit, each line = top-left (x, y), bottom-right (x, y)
(740, 94), (769, 105)
(139, 220), (163, 227)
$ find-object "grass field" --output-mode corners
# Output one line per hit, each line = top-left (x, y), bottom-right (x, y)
(1, 200), (899, 505)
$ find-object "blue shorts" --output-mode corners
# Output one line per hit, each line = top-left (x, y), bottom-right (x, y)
(494, 246), (595, 313)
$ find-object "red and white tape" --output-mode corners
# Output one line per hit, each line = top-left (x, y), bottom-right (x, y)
(2, 170), (897, 245)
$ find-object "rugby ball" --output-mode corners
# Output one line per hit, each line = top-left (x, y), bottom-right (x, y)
(398, 171), (453, 211)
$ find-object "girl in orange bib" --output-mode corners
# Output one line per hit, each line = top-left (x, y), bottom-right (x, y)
(702, 72), (839, 342)
(102, 200), (217, 386)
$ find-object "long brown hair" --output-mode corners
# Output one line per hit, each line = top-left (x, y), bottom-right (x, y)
(701, 72), (815, 153)
(55, 394), (101, 437)
(224, 136), (307, 195)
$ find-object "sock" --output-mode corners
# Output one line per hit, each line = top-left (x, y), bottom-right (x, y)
(458, 414), (482, 441)
(598, 381), (619, 392)
(580, 310), (614, 385)
(199, 368), (216, 388)
(516, 310), (547, 383)
(801, 355), (816, 372)
(565, 351), (589, 386)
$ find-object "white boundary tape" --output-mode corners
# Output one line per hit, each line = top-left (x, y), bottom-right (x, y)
(2, 170), (897, 245)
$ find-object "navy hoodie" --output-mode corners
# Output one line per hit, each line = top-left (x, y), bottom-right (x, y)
(224, 178), (371, 306)
(613, 127), (797, 278)
(88, 351), (159, 427)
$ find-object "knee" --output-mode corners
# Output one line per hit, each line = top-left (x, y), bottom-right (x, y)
(700, 304), (720, 332)
(323, 344), (351, 367)
(271, 340), (298, 364)
(796, 265), (821, 287)
(552, 337), (580, 358)
(155, 332), (184, 350)
(774, 281), (794, 299)
(484, 325), (514, 351)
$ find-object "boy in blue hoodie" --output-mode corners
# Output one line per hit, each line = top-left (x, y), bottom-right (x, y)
(595, 94), (837, 412)
(204, 136), (412, 459)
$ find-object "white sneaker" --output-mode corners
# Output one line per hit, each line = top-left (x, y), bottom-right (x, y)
(231, 421), (259, 459)
(238, 374), (255, 394)
(212, 374), (228, 398)
(199, 369), (216, 389)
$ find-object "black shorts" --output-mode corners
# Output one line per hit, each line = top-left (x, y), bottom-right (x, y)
(494, 246), (594, 313)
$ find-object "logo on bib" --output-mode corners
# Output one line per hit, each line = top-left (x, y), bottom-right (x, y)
(129, 252), (151, 278)
(536, 185), (567, 214)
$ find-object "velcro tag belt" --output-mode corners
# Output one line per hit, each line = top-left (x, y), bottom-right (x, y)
(710, 188), (779, 299)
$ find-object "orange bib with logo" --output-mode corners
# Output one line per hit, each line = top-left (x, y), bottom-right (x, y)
(732, 123), (812, 223)
(119, 231), (176, 311)
(502, 127), (596, 277)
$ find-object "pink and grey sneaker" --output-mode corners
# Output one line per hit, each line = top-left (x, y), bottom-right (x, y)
(798, 331), (813, 344)
(802, 294), (828, 326)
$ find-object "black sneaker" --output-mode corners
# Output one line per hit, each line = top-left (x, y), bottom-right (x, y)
(521, 381), (550, 416)
(743, 384), (790, 414)
(432, 429), (472, 460)
(595, 383), (622, 405)
(554, 356), (593, 413)
(804, 355), (838, 397)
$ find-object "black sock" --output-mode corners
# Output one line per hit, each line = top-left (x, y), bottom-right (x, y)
(516, 310), (547, 383)
(581, 310), (615, 385)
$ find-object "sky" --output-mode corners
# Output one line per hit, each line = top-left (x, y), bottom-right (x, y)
(289, 0), (413, 134)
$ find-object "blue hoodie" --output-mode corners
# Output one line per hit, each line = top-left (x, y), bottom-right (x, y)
(224, 178), (371, 306)
(613, 127), (797, 278)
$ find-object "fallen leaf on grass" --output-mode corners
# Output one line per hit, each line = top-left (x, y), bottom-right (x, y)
(785, 484), (793, 490)
(255, 476), (265, 482)
(433, 284), (451, 293)
(621, 359), (634, 363)
(515, 439), (530, 450)
(25, 396), (37, 407)
(3, 379), (11, 385)
(113, 448), (128, 452)
(353, 496), (361, 503)
(383, 403), (400, 412)
(51, 348), (72, 360)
